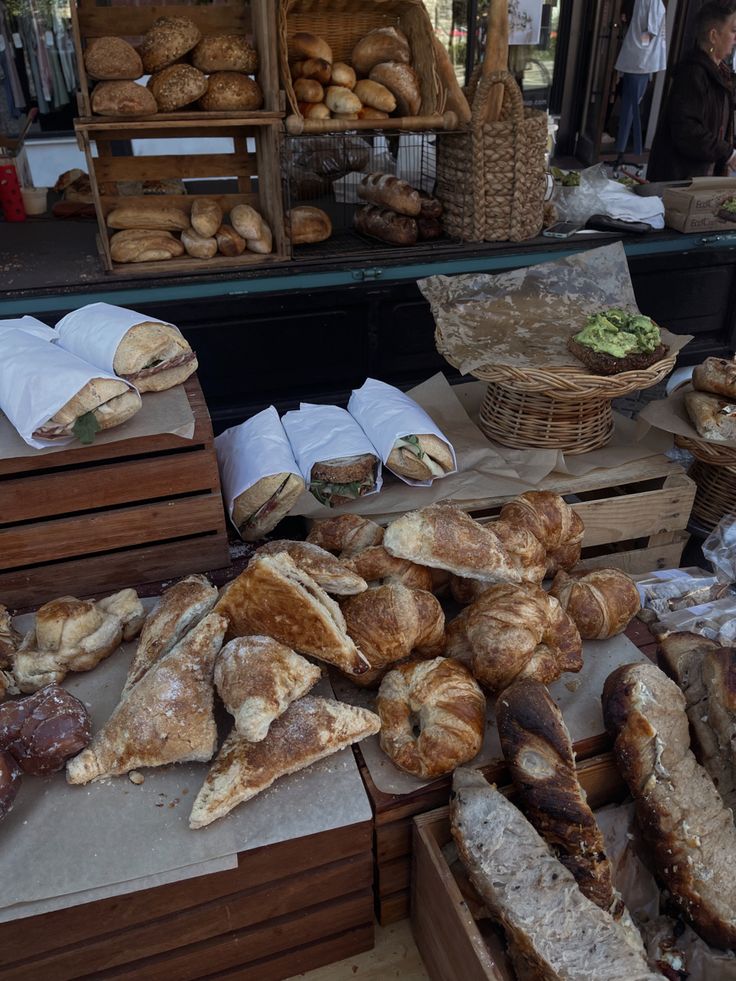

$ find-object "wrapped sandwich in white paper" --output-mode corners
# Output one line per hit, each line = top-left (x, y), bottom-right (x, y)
(56, 302), (197, 393)
(348, 377), (456, 485)
(0, 330), (141, 449)
(0, 316), (57, 342)
(282, 403), (382, 508)
(215, 406), (305, 540)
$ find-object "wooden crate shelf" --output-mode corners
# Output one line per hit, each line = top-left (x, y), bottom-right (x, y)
(0, 376), (229, 609)
(71, 0), (282, 121)
(75, 117), (288, 276)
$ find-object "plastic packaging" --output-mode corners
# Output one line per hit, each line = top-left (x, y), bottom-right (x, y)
(552, 163), (610, 224)
(703, 513), (736, 584)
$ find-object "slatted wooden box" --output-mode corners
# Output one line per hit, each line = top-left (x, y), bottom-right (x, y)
(411, 754), (627, 981)
(360, 618), (658, 926)
(71, 0), (282, 121)
(0, 376), (229, 609)
(75, 117), (288, 276)
(0, 815), (374, 981)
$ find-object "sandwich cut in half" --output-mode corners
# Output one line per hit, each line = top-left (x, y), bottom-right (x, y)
(113, 322), (197, 393)
(567, 307), (667, 376)
(309, 452), (379, 507)
(387, 433), (454, 481)
(232, 472), (305, 541)
(34, 377), (142, 444)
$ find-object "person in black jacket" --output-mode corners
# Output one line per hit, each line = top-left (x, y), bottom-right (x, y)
(647, 1), (736, 181)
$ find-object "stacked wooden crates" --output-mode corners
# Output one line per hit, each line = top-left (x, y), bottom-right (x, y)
(71, 0), (288, 276)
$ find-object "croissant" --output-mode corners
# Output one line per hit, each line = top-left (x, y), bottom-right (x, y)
(500, 491), (584, 575)
(448, 583), (582, 692)
(255, 540), (368, 595)
(305, 513), (384, 556)
(341, 545), (433, 592)
(341, 582), (446, 687)
(550, 568), (640, 640)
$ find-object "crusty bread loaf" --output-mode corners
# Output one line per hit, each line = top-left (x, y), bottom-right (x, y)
(294, 78), (324, 103)
(110, 229), (185, 262)
(692, 357), (736, 399)
(369, 62), (421, 116)
(358, 173), (421, 216)
(140, 16), (201, 74)
(84, 37), (142, 81)
(291, 58), (331, 84)
(149, 64), (208, 112)
(107, 204), (189, 231)
(247, 218), (272, 254)
(215, 224), (246, 256)
(353, 79), (396, 113)
(603, 661), (736, 948)
(325, 85), (361, 115)
(199, 72), (263, 111)
(191, 198), (223, 239)
(299, 101), (330, 119)
(685, 390), (736, 442)
(417, 216), (442, 241)
(230, 204), (263, 240)
(288, 31), (332, 65)
(181, 226), (217, 259)
(288, 206), (332, 245)
(330, 62), (356, 89)
(91, 80), (157, 117)
(354, 205), (417, 246)
(191, 35), (258, 74)
(351, 27), (411, 76)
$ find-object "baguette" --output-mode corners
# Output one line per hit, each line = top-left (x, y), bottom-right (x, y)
(354, 205), (417, 246)
(603, 661), (736, 948)
(357, 173), (421, 216)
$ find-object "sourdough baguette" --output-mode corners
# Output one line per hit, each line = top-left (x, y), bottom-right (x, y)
(603, 661), (736, 948)
(357, 173), (421, 216)
(497, 678), (616, 911)
(354, 205), (417, 246)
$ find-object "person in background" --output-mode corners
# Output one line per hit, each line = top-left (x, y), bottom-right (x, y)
(613, 0), (668, 167)
(647, 1), (736, 181)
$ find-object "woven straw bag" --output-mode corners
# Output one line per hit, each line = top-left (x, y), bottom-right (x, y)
(437, 69), (547, 242)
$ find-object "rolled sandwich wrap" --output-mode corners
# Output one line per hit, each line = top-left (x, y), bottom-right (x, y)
(34, 377), (142, 442)
(387, 433), (454, 481)
(215, 406), (304, 540)
(56, 303), (197, 393)
(309, 453), (378, 507)
(0, 316), (57, 342)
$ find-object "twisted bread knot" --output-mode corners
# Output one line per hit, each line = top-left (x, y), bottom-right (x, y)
(377, 657), (486, 778)
(446, 582), (582, 693)
(341, 582), (445, 688)
(500, 491), (584, 575)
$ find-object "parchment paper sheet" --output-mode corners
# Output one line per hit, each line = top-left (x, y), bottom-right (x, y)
(289, 375), (673, 520)
(0, 383), (195, 461)
(417, 241), (691, 376)
(332, 632), (648, 795)
(639, 382), (736, 450)
(1, 604), (371, 921)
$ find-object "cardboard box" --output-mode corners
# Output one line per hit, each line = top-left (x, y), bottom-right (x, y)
(663, 177), (736, 232)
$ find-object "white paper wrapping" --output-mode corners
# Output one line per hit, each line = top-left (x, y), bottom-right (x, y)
(282, 402), (383, 503)
(347, 377), (456, 486)
(56, 302), (179, 376)
(0, 316), (57, 342)
(215, 406), (302, 527)
(0, 330), (136, 449)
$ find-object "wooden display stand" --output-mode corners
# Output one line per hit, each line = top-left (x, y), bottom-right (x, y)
(0, 376), (229, 608)
(362, 618), (658, 926)
(0, 815), (374, 980)
(411, 755), (628, 980)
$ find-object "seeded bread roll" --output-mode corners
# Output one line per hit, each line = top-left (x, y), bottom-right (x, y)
(199, 73), (263, 111)
(149, 64), (208, 112)
(84, 37), (142, 81)
(181, 226), (217, 259)
(91, 81), (157, 117)
(191, 35), (258, 74)
(191, 198), (223, 238)
(369, 62), (421, 116)
(140, 16), (201, 74)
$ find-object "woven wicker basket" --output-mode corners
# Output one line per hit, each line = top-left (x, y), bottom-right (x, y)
(479, 384), (614, 455)
(278, 0), (455, 133)
(690, 460), (736, 532)
(436, 70), (547, 242)
(676, 433), (736, 467)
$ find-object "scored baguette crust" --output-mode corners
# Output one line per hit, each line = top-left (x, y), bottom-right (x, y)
(450, 767), (659, 980)
(603, 661), (736, 948)
(497, 678), (616, 910)
(189, 696), (380, 828)
(354, 205), (418, 246)
(358, 173), (421, 216)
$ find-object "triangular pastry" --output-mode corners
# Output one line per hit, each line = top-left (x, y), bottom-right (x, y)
(215, 554), (370, 675)
(189, 695), (380, 828)
(123, 574), (218, 695)
(254, 541), (367, 595)
(214, 636), (322, 741)
(66, 612), (227, 785)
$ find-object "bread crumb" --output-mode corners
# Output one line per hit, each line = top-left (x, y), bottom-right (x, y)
(129, 771), (144, 785)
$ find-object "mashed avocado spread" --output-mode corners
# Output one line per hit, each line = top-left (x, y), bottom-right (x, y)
(573, 308), (660, 358)
(722, 197), (736, 215)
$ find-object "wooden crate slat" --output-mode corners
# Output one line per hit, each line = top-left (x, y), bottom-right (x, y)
(3, 857), (372, 981)
(0, 821), (372, 966)
(378, 854), (411, 898)
(94, 153), (257, 183)
(378, 892), (411, 926)
(78, 116), (281, 137)
(77, 5), (251, 37)
(575, 531), (689, 575)
(100, 192), (260, 214)
(0, 496), (225, 570)
(376, 819), (413, 864)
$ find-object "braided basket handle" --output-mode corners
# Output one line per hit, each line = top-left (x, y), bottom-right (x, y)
(468, 70), (524, 130)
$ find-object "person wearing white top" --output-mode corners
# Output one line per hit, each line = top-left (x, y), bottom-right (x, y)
(614, 0), (667, 160)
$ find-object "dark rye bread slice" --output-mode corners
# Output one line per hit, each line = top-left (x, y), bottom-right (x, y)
(567, 336), (668, 376)
(603, 661), (736, 949)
